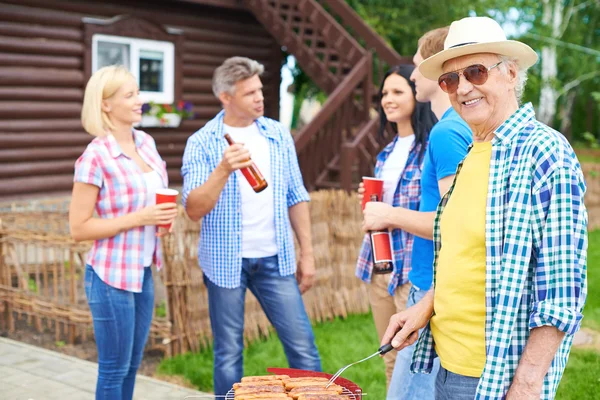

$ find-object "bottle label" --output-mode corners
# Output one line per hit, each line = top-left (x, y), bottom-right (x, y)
(240, 163), (263, 189)
(372, 232), (393, 263)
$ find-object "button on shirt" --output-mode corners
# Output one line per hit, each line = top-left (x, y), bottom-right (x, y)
(181, 111), (310, 289)
(411, 103), (588, 399)
(73, 130), (169, 292)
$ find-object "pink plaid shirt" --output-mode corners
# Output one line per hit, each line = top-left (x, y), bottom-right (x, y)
(74, 129), (168, 292)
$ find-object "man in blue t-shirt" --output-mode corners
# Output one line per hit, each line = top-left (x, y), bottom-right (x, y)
(362, 27), (472, 400)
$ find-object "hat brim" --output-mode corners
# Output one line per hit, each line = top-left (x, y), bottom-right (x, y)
(418, 40), (539, 81)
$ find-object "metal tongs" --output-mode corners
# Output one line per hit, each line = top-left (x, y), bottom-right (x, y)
(325, 343), (394, 388)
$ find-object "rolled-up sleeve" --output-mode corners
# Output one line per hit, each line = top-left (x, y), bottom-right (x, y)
(529, 163), (588, 335)
(285, 133), (310, 208)
(181, 135), (211, 208)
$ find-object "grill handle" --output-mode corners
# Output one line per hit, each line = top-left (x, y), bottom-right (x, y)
(378, 343), (394, 355)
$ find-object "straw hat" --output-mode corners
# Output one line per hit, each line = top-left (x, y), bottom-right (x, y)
(419, 16), (538, 80)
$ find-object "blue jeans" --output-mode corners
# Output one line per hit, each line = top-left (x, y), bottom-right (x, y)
(204, 255), (322, 396)
(387, 285), (440, 400)
(85, 265), (154, 400)
(435, 366), (479, 399)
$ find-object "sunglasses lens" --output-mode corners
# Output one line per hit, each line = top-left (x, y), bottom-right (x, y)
(464, 64), (488, 85)
(438, 73), (459, 94)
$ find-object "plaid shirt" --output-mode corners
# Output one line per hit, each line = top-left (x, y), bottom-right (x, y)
(355, 137), (424, 295)
(411, 103), (588, 399)
(74, 129), (168, 293)
(181, 111), (310, 289)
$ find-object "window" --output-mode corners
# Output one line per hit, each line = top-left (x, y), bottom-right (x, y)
(92, 34), (174, 104)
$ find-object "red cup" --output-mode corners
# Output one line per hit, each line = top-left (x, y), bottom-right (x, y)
(155, 188), (179, 229)
(362, 177), (384, 210)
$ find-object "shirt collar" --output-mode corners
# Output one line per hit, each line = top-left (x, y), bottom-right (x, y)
(212, 110), (280, 141)
(493, 102), (536, 147)
(105, 129), (144, 158)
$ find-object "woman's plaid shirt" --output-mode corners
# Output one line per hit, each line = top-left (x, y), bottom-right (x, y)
(411, 103), (588, 399)
(73, 130), (169, 292)
(355, 137), (424, 295)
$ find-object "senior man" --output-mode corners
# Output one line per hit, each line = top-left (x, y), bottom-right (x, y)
(382, 16), (588, 400)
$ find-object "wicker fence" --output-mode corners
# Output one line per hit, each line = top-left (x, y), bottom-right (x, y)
(0, 190), (369, 356)
(0, 208), (172, 354)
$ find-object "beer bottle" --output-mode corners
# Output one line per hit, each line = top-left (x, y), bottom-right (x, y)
(369, 194), (394, 274)
(224, 133), (268, 193)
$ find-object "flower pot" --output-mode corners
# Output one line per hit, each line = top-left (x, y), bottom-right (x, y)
(139, 113), (182, 128)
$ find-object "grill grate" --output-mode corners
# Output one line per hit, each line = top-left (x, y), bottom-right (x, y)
(225, 387), (357, 399)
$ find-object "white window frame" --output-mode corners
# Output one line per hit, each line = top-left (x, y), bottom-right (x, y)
(92, 33), (175, 104)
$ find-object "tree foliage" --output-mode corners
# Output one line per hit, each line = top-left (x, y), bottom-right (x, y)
(291, 0), (599, 141)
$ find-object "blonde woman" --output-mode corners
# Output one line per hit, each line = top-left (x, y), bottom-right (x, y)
(69, 65), (177, 400)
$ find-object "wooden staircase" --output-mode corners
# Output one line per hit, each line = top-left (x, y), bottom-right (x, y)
(244, 0), (409, 191)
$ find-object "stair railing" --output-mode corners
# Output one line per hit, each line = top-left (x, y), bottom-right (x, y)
(295, 53), (371, 190)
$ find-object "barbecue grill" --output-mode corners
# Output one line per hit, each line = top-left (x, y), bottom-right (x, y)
(225, 367), (363, 399)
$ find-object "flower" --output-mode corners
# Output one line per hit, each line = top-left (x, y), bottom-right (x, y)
(142, 101), (195, 121)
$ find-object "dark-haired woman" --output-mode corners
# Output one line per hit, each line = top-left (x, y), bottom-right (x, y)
(355, 64), (437, 389)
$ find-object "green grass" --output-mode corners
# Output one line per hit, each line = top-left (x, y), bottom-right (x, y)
(583, 230), (600, 330)
(155, 301), (167, 318)
(576, 154), (600, 164)
(158, 230), (600, 398)
(556, 350), (600, 399)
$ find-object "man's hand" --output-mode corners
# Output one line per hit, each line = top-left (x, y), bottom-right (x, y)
(219, 143), (253, 174)
(362, 201), (394, 232)
(296, 253), (316, 294)
(381, 292), (433, 350)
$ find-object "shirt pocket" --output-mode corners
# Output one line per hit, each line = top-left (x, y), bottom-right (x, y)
(399, 167), (422, 200)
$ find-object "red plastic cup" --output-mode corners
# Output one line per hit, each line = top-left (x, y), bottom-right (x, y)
(362, 177), (384, 210)
(155, 188), (179, 229)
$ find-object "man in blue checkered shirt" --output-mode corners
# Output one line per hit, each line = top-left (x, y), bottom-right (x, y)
(382, 17), (587, 400)
(181, 57), (321, 396)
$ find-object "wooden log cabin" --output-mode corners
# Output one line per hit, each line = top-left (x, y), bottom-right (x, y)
(0, 0), (408, 200)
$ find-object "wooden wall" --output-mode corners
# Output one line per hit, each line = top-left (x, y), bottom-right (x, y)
(0, 0), (283, 199)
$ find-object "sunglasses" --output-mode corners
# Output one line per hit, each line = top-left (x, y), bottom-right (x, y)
(438, 61), (503, 94)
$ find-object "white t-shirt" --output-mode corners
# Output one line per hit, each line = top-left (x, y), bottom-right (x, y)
(224, 122), (278, 258)
(143, 170), (164, 266)
(381, 134), (415, 205)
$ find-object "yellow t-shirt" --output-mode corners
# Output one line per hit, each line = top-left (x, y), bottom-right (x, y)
(430, 140), (491, 377)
